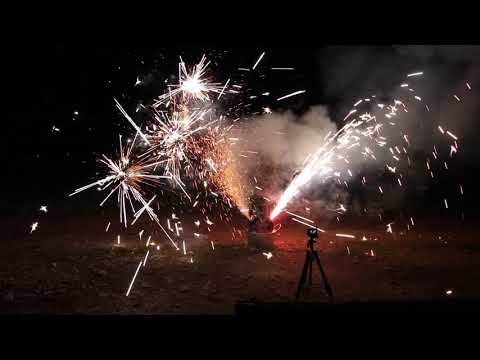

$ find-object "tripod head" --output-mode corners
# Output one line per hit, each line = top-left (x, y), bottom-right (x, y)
(307, 228), (318, 250)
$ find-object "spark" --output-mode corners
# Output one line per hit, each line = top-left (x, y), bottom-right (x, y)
(132, 195), (158, 225)
(336, 234), (355, 239)
(446, 290), (453, 295)
(450, 145), (457, 157)
(211, 241), (215, 250)
(262, 252), (273, 260)
(407, 71), (423, 77)
(453, 95), (461, 102)
(143, 250), (150, 266)
(466, 82), (471, 90)
(135, 76), (142, 87)
(344, 109), (357, 121)
(444, 198), (449, 209)
(271, 67), (294, 70)
(115, 99), (150, 145)
(39, 205), (48, 213)
(446, 131), (458, 141)
(285, 211), (314, 223)
(386, 223), (393, 234)
(217, 78), (230, 100)
(126, 261), (142, 296)
(105, 222), (111, 232)
(291, 218), (325, 232)
(252, 52), (266, 70)
(30, 222), (38, 233)
(276, 90), (306, 101)
(117, 235), (120, 245)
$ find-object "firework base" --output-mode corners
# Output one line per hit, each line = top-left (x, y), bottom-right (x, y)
(247, 232), (276, 250)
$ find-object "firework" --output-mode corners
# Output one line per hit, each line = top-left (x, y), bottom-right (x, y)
(143, 107), (217, 184)
(154, 55), (224, 107)
(70, 51), (471, 303)
(69, 135), (169, 227)
(269, 76), (449, 220)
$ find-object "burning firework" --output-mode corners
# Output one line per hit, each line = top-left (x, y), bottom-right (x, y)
(270, 73), (463, 221)
(154, 55), (225, 107)
(143, 107), (218, 190)
(70, 134), (169, 226)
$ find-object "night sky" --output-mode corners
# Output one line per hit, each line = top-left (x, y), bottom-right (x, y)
(5, 44), (480, 216)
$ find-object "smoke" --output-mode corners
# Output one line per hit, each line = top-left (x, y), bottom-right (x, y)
(236, 106), (347, 217)
(238, 46), (480, 217)
(317, 45), (480, 154)
(311, 45), (480, 213)
(242, 106), (336, 168)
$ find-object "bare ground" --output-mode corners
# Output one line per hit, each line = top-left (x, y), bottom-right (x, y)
(1, 213), (479, 314)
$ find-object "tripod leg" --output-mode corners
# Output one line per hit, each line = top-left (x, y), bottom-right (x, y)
(295, 251), (310, 301)
(308, 253), (313, 286)
(312, 250), (334, 299)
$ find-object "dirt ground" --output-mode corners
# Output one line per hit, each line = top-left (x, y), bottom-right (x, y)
(1, 212), (479, 314)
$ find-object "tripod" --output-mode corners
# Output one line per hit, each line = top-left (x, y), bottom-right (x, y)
(295, 230), (334, 301)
